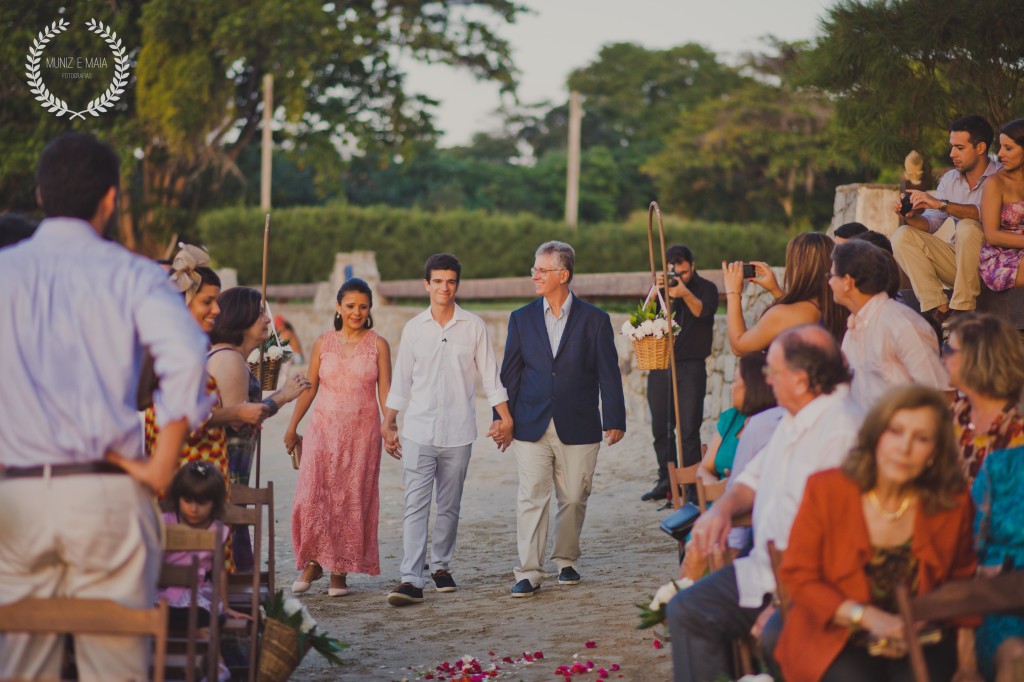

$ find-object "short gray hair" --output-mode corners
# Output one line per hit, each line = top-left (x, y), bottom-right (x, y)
(535, 241), (575, 282)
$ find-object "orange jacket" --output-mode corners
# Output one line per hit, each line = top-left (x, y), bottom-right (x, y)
(775, 468), (977, 682)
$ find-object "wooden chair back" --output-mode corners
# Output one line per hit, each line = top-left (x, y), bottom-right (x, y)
(222, 501), (261, 682)
(696, 477), (728, 512)
(896, 572), (1024, 682)
(162, 524), (223, 682)
(0, 597), (169, 682)
(666, 444), (707, 509)
(766, 540), (790, 621)
(231, 481), (276, 596)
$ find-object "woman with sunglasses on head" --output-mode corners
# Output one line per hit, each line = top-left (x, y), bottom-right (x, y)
(942, 313), (1024, 483)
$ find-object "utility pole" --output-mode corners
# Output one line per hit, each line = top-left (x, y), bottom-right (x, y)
(260, 74), (273, 212)
(564, 90), (582, 230)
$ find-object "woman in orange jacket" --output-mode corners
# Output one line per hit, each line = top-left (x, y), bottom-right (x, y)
(776, 386), (980, 682)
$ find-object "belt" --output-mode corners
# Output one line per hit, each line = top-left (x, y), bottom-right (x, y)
(0, 461), (127, 479)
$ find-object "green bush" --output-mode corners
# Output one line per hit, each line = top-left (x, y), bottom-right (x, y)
(196, 205), (793, 285)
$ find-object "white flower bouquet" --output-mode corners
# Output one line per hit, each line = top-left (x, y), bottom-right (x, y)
(621, 299), (680, 370)
(636, 578), (693, 630)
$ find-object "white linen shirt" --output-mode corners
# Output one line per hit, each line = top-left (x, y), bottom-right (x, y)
(732, 385), (864, 607)
(920, 160), (1002, 238)
(0, 217), (212, 467)
(843, 293), (951, 410)
(386, 304), (508, 448)
(542, 292), (573, 356)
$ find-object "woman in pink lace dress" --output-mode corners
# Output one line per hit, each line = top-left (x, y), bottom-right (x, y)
(284, 278), (393, 596)
(980, 118), (1024, 291)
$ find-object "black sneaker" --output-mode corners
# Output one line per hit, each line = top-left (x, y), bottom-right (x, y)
(558, 566), (581, 585)
(641, 479), (670, 502)
(386, 582), (424, 606)
(511, 578), (538, 598)
(431, 569), (457, 592)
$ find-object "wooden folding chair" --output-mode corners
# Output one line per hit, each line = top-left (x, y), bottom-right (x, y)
(230, 482), (275, 598)
(896, 571), (1024, 682)
(696, 476), (728, 512)
(766, 540), (790, 621)
(0, 597), (169, 682)
(222, 502), (261, 682)
(162, 524), (224, 682)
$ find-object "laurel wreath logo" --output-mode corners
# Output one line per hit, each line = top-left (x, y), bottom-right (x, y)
(24, 18), (130, 120)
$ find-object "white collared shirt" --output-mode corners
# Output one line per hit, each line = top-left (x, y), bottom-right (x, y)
(732, 385), (865, 607)
(843, 293), (951, 410)
(386, 304), (508, 448)
(0, 217), (212, 467)
(542, 292), (573, 356)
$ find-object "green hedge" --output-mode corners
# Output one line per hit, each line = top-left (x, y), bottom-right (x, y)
(196, 205), (793, 285)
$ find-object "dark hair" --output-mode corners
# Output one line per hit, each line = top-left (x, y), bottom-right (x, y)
(535, 241), (575, 283)
(737, 353), (776, 416)
(950, 115), (995, 152)
(947, 313), (1024, 400)
(778, 326), (852, 396)
(210, 287), (263, 346)
(334, 277), (374, 330)
(0, 213), (38, 249)
(36, 133), (120, 220)
(424, 253), (462, 283)
(832, 240), (892, 297)
(1000, 118), (1024, 148)
(848, 232), (900, 297)
(842, 385), (964, 514)
(195, 267), (221, 291)
(666, 244), (694, 265)
(849, 230), (893, 255)
(833, 222), (868, 240)
(167, 461), (228, 521)
(776, 232), (849, 343)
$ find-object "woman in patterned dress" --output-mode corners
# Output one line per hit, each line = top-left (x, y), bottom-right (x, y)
(979, 119), (1024, 291)
(285, 278), (393, 597)
(943, 314), (1024, 483)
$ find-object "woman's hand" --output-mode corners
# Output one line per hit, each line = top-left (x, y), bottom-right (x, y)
(722, 261), (746, 297)
(862, 605), (908, 658)
(747, 261), (783, 298)
(284, 430), (301, 453)
(277, 374), (312, 403)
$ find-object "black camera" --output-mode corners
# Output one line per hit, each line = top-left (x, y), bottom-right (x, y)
(900, 192), (914, 216)
(742, 263), (757, 279)
(667, 273), (679, 287)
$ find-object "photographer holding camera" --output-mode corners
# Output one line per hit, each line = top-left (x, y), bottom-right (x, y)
(641, 245), (719, 503)
(891, 115), (1001, 326)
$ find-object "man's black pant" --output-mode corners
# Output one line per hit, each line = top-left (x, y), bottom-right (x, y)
(667, 564), (767, 682)
(647, 359), (707, 481)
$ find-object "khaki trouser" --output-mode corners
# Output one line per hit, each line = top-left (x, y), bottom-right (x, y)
(891, 219), (983, 312)
(0, 474), (161, 681)
(512, 420), (600, 586)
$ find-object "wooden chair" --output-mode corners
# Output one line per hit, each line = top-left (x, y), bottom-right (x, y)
(222, 502), (262, 682)
(666, 443), (706, 510)
(766, 540), (790, 621)
(0, 597), (169, 682)
(696, 476), (728, 512)
(162, 524), (224, 682)
(895, 571), (1024, 682)
(230, 482), (275, 598)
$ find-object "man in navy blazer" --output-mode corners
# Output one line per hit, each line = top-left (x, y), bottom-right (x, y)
(496, 241), (626, 597)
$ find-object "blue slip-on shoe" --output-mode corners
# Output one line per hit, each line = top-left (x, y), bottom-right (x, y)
(511, 578), (538, 598)
(557, 566), (581, 585)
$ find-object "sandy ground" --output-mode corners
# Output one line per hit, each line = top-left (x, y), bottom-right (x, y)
(257, 390), (680, 682)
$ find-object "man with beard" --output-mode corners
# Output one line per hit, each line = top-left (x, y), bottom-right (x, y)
(892, 115), (1001, 326)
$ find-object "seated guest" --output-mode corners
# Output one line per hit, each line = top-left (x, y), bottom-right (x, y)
(679, 353), (778, 578)
(892, 115), (998, 325)
(943, 314), (1024, 482)
(829, 240), (951, 409)
(667, 325), (864, 682)
(849, 230), (903, 301)
(776, 386), (978, 682)
(724, 232), (848, 355)
(979, 118), (1024, 291)
(972, 444), (1024, 681)
(833, 221), (869, 245)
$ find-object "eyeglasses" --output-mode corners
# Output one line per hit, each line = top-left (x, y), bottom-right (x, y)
(530, 267), (565, 277)
(941, 341), (960, 356)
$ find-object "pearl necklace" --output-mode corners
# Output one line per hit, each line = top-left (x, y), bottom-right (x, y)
(867, 490), (911, 522)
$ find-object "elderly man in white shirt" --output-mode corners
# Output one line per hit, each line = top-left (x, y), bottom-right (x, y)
(830, 240), (952, 410)
(382, 253), (512, 606)
(666, 325), (865, 682)
(892, 115), (1001, 322)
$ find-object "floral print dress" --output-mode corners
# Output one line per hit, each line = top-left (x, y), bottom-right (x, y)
(979, 201), (1024, 291)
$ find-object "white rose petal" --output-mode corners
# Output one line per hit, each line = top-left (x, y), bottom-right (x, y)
(267, 346), (284, 360)
(621, 320), (635, 336)
(247, 350), (260, 364)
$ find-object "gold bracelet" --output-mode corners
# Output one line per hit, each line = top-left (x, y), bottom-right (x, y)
(725, 291), (741, 296)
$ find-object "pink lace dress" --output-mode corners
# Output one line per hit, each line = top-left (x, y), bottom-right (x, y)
(979, 201), (1024, 291)
(292, 330), (383, 575)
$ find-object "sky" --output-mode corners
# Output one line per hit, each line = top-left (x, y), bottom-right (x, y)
(402, 0), (834, 146)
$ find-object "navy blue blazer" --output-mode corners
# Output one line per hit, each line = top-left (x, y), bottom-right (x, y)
(498, 295), (626, 445)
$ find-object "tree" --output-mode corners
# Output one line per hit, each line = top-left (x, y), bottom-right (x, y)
(2, 0), (523, 254)
(802, 0), (1024, 177)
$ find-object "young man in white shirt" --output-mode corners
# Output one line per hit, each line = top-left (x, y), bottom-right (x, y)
(382, 253), (513, 605)
(830, 240), (951, 410)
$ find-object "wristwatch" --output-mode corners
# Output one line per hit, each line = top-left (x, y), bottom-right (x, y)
(939, 199), (949, 212)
